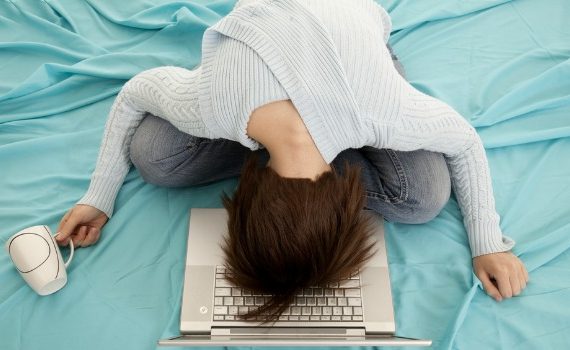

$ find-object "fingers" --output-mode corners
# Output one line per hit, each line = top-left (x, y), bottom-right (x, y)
(493, 258), (528, 300)
(517, 258), (530, 293)
(58, 225), (101, 248)
(475, 252), (530, 302)
(520, 262), (529, 283)
(56, 210), (73, 246)
(509, 257), (529, 297)
(73, 226), (88, 247)
(477, 271), (502, 302)
(57, 209), (72, 233)
(56, 208), (82, 246)
(495, 271), (513, 299)
(56, 205), (105, 248)
(518, 263), (527, 291)
(82, 227), (101, 247)
(509, 273), (522, 297)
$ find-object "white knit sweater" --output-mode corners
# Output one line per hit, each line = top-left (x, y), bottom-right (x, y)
(78, 0), (514, 257)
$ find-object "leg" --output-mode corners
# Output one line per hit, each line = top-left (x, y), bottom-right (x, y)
(332, 46), (449, 223)
(332, 147), (451, 224)
(130, 114), (268, 187)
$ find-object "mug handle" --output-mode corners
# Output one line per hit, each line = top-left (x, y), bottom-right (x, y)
(53, 232), (74, 268)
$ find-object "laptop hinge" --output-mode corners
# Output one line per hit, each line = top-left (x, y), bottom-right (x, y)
(211, 327), (365, 336)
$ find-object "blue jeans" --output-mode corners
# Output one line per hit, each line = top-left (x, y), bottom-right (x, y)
(129, 115), (451, 224)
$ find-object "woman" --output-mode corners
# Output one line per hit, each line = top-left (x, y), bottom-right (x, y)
(56, 0), (528, 320)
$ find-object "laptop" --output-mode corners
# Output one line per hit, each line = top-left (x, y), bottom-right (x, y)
(158, 208), (431, 346)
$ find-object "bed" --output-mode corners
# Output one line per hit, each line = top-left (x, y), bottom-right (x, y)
(1, 0), (569, 349)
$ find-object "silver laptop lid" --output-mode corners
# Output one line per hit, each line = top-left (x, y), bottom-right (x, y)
(184, 208), (388, 267)
(159, 333), (432, 347)
(180, 208), (394, 335)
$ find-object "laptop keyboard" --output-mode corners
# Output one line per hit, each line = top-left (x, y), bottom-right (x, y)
(213, 266), (363, 322)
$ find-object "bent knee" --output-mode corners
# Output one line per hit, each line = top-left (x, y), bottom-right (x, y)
(130, 117), (163, 184)
(387, 153), (451, 224)
(129, 116), (180, 186)
(130, 116), (210, 187)
(404, 172), (451, 223)
(404, 188), (450, 224)
(388, 189), (450, 224)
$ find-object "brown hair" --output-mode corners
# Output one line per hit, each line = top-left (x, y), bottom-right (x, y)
(220, 153), (378, 324)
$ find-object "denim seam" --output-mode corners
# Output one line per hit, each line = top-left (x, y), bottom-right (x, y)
(148, 138), (200, 172)
(364, 149), (409, 204)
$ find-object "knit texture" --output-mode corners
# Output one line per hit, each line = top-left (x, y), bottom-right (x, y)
(78, 0), (514, 257)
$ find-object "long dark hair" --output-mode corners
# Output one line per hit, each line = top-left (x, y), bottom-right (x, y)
(220, 153), (377, 323)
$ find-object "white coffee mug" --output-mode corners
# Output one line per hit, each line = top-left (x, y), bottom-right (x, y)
(5, 225), (74, 296)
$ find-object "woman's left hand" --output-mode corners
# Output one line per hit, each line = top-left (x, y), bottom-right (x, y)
(473, 251), (529, 301)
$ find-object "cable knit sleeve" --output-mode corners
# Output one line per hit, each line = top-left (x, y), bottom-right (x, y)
(389, 87), (515, 257)
(77, 66), (210, 217)
(371, 1), (392, 43)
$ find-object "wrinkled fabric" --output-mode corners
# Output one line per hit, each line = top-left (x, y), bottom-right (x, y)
(1, 0), (569, 349)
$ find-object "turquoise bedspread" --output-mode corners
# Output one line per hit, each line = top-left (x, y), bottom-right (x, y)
(1, 0), (569, 349)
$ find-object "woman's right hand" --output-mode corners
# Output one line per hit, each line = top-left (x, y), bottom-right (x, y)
(56, 204), (109, 248)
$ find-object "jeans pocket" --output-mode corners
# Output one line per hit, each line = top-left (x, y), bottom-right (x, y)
(363, 149), (409, 204)
(149, 134), (205, 174)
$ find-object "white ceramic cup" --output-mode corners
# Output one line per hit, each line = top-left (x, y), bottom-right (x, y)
(5, 225), (74, 296)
